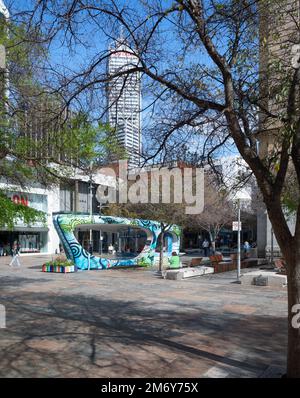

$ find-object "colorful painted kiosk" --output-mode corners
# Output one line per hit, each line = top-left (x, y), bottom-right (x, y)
(53, 213), (181, 270)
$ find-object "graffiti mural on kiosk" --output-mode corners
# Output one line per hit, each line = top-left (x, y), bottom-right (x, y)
(53, 213), (180, 270)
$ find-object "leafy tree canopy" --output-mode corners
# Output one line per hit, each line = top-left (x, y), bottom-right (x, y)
(0, 18), (121, 228)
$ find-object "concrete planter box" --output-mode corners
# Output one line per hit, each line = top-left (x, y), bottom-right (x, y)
(241, 271), (287, 287)
(163, 266), (214, 280)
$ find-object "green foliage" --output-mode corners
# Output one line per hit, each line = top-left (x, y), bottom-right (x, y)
(0, 18), (121, 228)
(59, 113), (127, 168)
(281, 169), (300, 216)
(0, 19), (46, 80)
(44, 258), (74, 267)
(137, 256), (152, 267)
(283, 197), (298, 215)
(0, 191), (46, 230)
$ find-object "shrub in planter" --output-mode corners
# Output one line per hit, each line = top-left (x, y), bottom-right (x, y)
(42, 258), (76, 273)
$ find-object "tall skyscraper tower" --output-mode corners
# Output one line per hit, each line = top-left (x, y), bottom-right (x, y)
(0, 0), (9, 19)
(107, 38), (142, 168)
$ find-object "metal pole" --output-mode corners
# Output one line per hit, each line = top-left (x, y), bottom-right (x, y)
(89, 162), (93, 255)
(270, 227), (274, 266)
(99, 230), (102, 255)
(237, 199), (241, 282)
(89, 179), (93, 235)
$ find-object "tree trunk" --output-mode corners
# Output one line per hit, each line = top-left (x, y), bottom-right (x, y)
(285, 248), (300, 378)
(159, 228), (164, 273)
(266, 202), (300, 377)
(208, 232), (215, 254)
(211, 240), (216, 254)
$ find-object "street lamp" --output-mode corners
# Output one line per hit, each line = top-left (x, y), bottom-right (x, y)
(97, 202), (108, 256)
(270, 227), (274, 267)
(89, 162), (93, 238)
(88, 161), (94, 270)
(233, 196), (242, 283)
(237, 198), (241, 282)
(95, 184), (110, 256)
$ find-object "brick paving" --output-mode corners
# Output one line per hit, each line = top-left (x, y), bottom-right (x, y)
(0, 255), (288, 378)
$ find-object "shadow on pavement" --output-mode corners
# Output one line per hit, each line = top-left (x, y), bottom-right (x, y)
(0, 289), (287, 378)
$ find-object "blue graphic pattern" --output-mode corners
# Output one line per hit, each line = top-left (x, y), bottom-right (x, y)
(52, 213), (180, 270)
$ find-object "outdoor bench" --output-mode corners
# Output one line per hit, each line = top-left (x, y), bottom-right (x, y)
(209, 254), (235, 273)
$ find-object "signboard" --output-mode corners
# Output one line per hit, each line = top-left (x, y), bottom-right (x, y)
(232, 221), (242, 231)
(111, 51), (137, 59)
(6, 191), (48, 227)
(7, 191), (48, 213)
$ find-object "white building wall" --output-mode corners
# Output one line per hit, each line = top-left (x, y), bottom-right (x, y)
(0, 169), (117, 255)
(0, 182), (61, 255)
(0, 0), (9, 18)
(46, 186), (60, 254)
(265, 211), (296, 258)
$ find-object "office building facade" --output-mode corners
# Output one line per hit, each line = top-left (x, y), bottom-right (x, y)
(257, 0), (299, 257)
(107, 39), (142, 168)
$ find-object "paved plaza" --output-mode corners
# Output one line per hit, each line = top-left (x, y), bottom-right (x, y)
(0, 255), (288, 378)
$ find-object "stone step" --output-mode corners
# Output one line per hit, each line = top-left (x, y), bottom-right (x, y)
(163, 266), (214, 280)
(241, 270), (287, 287)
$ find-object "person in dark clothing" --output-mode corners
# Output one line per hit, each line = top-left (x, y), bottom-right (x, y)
(202, 239), (210, 257)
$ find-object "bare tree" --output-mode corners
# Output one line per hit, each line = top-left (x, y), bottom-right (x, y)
(189, 175), (235, 253)
(107, 176), (187, 272)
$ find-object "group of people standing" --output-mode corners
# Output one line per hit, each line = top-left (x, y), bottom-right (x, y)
(0, 242), (9, 256)
(201, 238), (255, 257)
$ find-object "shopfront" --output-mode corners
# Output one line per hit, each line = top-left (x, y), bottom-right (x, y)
(0, 229), (48, 254)
(76, 225), (148, 256)
(0, 191), (49, 254)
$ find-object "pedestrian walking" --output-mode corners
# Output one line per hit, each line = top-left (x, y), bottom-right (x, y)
(202, 239), (210, 257)
(243, 241), (251, 258)
(9, 241), (21, 267)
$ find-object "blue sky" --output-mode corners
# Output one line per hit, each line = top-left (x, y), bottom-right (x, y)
(8, 0), (241, 161)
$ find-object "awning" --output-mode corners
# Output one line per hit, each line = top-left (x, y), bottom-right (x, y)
(0, 226), (49, 232)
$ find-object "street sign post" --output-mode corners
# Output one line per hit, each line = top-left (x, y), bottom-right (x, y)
(233, 199), (242, 282)
(232, 221), (242, 231)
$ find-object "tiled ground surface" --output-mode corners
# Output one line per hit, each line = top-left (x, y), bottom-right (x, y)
(0, 255), (288, 378)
